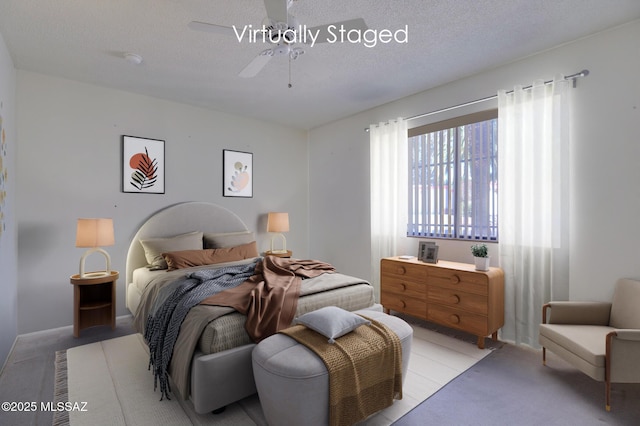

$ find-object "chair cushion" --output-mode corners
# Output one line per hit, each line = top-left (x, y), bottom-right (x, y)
(539, 324), (615, 367)
(610, 279), (640, 329)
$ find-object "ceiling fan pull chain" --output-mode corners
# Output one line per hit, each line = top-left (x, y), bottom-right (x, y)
(288, 55), (293, 88)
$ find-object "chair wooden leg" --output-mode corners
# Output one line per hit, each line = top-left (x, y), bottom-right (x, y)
(542, 347), (546, 365)
(605, 331), (616, 412)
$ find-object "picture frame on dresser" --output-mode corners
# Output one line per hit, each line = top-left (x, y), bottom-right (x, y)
(418, 241), (438, 263)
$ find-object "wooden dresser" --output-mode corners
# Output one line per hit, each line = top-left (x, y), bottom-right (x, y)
(380, 256), (504, 348)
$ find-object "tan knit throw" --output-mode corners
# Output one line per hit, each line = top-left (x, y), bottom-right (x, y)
(280, 315), (403, 426)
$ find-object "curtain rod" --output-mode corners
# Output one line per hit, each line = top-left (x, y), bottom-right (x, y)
(366, 69), (589, 132)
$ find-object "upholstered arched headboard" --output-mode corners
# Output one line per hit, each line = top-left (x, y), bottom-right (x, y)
(125, 202), (249, 292)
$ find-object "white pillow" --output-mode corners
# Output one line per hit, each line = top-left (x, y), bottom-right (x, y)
(140, 231), (203, 270)
(294, 306), (371, 343)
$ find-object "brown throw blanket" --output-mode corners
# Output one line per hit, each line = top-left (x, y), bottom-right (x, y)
(200, 256), (335, 342)
(280, 315), (403, 426)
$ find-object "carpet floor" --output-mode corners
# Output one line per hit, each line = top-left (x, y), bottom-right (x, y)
(393, 343), (640, 426)
(8, 314), (635, 426)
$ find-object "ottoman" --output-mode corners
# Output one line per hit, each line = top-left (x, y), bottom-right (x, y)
(252, 309), (412, 426)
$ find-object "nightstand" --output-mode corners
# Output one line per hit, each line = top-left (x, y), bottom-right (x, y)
(70, 271), (118, 337)
(265, 250), (292, 258)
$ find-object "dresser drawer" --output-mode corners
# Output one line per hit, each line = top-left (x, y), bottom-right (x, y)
(428, 268), (488, 296)
(427, 304), (488, 336)
(381, 292), (427, 318)
(381, 275), (426, 299)
(381, 259), (425, 281)
(428, 287), (487, 315)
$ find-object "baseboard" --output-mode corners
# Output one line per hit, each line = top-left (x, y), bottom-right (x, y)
(12, 314), (134, 340)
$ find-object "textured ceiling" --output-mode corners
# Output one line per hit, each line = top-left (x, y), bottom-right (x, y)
(1, 0), (640, 130)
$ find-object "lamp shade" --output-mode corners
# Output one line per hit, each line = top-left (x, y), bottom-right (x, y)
(267, 212), (289, 233)
(75, 218), (115, 248)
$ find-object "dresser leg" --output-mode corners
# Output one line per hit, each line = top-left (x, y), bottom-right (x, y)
(477, 336), (485, 349)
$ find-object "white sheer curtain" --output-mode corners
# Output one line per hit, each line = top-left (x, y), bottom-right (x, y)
(370, 118), (407, 290)
(498, 77), (571, 347)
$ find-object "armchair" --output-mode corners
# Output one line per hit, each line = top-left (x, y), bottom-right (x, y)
(539, 278), (640, 411)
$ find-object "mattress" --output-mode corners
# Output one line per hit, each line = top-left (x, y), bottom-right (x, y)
(131, 263), (375, 355)
(198, 282), (374, 353)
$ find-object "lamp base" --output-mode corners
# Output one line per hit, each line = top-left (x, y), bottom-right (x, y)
(270, 233), (287, 255)
(265, 250), (292, 258)
(82, 271), (111, 278)
(70, 270), (119, 282)
(79, 248), (112, 278)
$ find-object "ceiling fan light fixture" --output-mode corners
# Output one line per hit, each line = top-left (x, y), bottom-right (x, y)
(124, 52), (143, 65)
(290, 47), (304, 60)
(274, 21), (288, 31)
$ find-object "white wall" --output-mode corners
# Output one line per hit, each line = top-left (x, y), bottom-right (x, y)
(309, 21), (640, 302)
(0, 33), (17, 369)
(16, 71), (308, 334)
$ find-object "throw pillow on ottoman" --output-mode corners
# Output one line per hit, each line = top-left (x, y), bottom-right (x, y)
(252, 308), (412, 426)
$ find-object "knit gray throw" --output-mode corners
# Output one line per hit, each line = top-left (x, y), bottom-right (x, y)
(144, 260), (258, 400)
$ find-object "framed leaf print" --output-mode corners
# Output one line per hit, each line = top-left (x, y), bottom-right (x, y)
(122, 135), (165, 194)
(223, 149), (253, 198)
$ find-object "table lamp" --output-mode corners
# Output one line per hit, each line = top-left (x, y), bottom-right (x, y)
(75, 218), (115, 278)
(267, 212), (289, 254)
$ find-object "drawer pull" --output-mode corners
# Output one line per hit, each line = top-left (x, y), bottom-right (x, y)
(400, 282), (407, 291)
(396, 266), (406, 275)
(450, 274), (460, 284)
(400, 300), (406, 308)
(450, 294), (460, 304)
(449, 314), (460, 324)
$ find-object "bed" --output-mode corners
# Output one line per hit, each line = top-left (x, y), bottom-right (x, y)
(125, 202), (378, 413)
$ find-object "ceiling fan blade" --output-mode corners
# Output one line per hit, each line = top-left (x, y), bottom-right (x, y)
(239, 52), (273, 78)
(188, 21), (236, 36)
(189, 20), (252, 42)
(308, 18), (368, 43)
(263, 0), (289, 24)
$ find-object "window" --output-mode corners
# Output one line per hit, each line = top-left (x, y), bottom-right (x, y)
(407, 110), (498, 241)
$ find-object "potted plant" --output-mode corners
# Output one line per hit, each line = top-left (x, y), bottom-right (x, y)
(471, 243), (490, 271)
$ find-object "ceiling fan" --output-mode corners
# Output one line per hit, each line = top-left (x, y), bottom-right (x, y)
(188, 0), (368, 84)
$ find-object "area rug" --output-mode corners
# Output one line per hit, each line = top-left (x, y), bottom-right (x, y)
(53, 334), (261, 426)
(53, 328), (492, 425)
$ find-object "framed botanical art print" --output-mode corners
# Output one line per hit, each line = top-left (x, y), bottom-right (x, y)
(223, 149), (253, 198)
(122, 135), (165, 194)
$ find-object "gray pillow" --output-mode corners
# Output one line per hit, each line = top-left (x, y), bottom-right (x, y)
(294, 306), (371, 343)
(140, 231), (203, 270)
(203, 231), (255, 249)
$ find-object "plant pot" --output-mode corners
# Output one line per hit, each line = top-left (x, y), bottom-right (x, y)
(474, 256), (490, 271)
